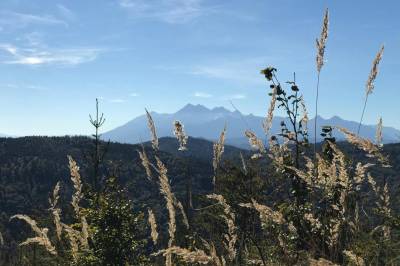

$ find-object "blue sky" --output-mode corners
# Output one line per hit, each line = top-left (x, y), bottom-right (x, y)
(0, 0), (398, 136)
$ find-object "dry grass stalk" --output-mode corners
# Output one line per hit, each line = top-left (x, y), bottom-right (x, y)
(155, 156), (176, 265)
(62, 223), (80, 261)
(10, 215), (57, 255)
(240, 199), (286, 228)
(68, 156), (83, 218)
(138, 145), (153, 181)
(262, 87), (277, 136)
(68, 156), (89, 249)
(337, 127), (390, 166)
(245, 130), (265, 159)
(299, 96), (309, 135)
(49, 182), (62, 241)
(145, 108), (159, 151)
(213, 125), (226, 171)
(148, 209), (159, 245)
(154, 246), (212, 264)
(376, 117), (383, 147)
(343, 250), (365, 266)
(366, 45), (384, 96)
(213, 125), (226, 185)
(207, 194), (237, 261)
(173, 120), (188, 151)
(316, 9), (329, 72)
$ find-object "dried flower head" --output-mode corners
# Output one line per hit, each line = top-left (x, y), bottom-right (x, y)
(173, 120), (188, 151)
(145, 108), (159, 151)
(366, 45), (384, 96)
(316, 9), (329, 72)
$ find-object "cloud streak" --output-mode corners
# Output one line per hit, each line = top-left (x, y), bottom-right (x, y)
(194, 91), (212, 98)
(0, 44), (103, 66)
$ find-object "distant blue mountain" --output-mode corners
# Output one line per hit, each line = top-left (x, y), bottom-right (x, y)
(103, 104), (400, 149)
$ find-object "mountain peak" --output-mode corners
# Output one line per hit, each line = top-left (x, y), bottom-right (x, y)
(177, 104), (210, 113)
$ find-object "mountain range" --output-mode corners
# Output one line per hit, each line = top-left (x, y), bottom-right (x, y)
(103, 104), (400, 149)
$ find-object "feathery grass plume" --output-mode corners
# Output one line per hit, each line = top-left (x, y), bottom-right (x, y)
(148, 209), (159, 245)
(68, 156), (83, 217)
(262, 86), (277, 136)
(382, 183), (392, 240)
(48, 182), (62, 241)
(62, 223), (80, 261)
(213, 125), (226, 185)
(138, 145), (153, 181)
(213, 125), (226, 171)
(314, 8), (329, 159)
(0, 232), (3, 246)
(245, 130), (266, 159)
(10, 215), (57, 255)
(239, 199), (286, 228)
(376, 117), (383, 147)
(155, 156), (176, 266)
(68, 156), (89, 249)
(316, 9), (329, 73)
(357, 45), (384, 135)
(173, 120), (188, 151)
(145, 108), (159, 151)
(207, 194), (237, 261)
(336, 127), (390, 166)
(366, 45), (384, 96)
(343, 250), (365, 266)
(154, 246), (212, 264)
(328, 219), (341, 248)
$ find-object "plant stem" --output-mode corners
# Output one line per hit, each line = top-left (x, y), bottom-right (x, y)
(314, 71), (321, 160)
(357, 95), (369, 136)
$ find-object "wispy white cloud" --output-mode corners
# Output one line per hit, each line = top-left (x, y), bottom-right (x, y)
(130, 92), (140, 97)
(0, 44), (103, 66)
(194, 91), (212, 98)
(0, 11), (67, 29)
(118, 0), (210, 24)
